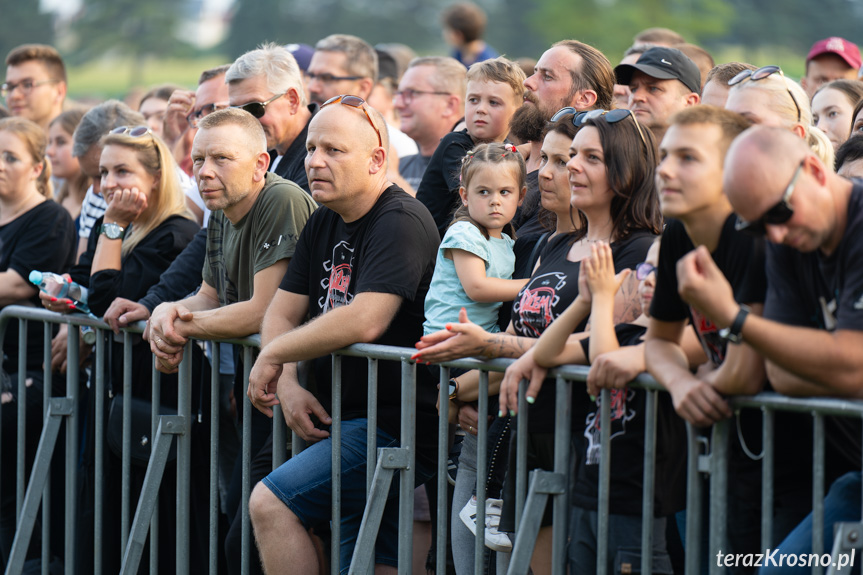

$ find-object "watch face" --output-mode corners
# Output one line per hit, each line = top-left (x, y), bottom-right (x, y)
(102, 223), (125, 239)
(448, 382), (458, 397)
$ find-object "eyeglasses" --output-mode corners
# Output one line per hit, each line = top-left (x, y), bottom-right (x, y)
(232, 93), (285, 119)
(110, 125), (153, 138)
(728, 65), (802, 123)
(735, 161), (803, 235)
(551, 107), (649, 152)
(393, 88), (450, 105)
(635, 262), (656, 281)
(321, 95), (383, 147)
(1, 79), (57, 98)
(186, 102), (229, 128)
(307, 72), (363, 83)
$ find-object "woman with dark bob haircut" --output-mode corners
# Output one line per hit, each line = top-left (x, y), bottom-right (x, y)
(414, 109), (661, 574)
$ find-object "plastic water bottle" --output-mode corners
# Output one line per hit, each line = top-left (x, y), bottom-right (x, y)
(28, 270), (91, 314)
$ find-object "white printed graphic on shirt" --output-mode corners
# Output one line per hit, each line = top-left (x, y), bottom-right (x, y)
(583, 387), (636, 465)
(320, 240), (355, 312)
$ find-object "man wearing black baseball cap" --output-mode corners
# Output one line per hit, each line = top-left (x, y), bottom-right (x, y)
(615, 46), (701, 138)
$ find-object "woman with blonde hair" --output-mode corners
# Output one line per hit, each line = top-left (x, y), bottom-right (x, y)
(0, 116), (76, 559)
(43, 125), (199, 573)
(726, 65), (835, 167)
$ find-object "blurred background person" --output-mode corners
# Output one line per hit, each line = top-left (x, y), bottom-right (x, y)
(47, 107), (89, 223)
(441, 1), (499, 67)
(811, 79), (863, 152)
(3, 44), (67, 131)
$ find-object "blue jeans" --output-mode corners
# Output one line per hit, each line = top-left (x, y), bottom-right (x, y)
(262, 418), (430, 574)
(760, 471), (861, 574)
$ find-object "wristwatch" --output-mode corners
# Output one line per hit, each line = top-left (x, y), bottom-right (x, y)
(100, 222), (127, 240)
(448, 378), (459, 401)
(719, 305), (751, 344)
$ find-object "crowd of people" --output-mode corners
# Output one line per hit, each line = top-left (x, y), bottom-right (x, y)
(2, 3), (863, 574)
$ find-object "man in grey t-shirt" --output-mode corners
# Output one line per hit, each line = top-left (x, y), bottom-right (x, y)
(146, 107), (315, 372)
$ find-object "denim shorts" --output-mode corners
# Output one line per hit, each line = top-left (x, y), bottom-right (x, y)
(262, 417), (422, 573)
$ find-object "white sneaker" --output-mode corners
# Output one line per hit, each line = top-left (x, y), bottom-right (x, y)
(458, 496), (513, 552)
(459, 495), (479, 535)
(483, 498), (512, 552)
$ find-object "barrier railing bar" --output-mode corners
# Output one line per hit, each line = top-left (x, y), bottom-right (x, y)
(41, 323), (52, 575)
(515, 378), (527, 531)
(708, 419), (729, 575)
(685, 423), (702, 574)
(121, 331), (133, 551)
(553, 376), (571, 573)
(366, 357), (378, 575)
(597, 387), (611, 575)
(813, 412), (826, 575)
(94, 329), (105, 575)
(641, 389), (658, 575)
(761, 408), (775, 551)
(240, 345), (253, 575)
(473, 369), (489, 575)
(436, 365), (449, 575)
(151, 358), (161, 575)
(398, 359), (417, 574)
(209, 344), (220, 575)
(331, 354), (342, 575)
(17, 319), (27, 521)
(64, 325), (79, 575)
(176, 341), (192, 575)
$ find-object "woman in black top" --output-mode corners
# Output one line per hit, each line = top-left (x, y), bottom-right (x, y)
(415, 110), (661, 573)
(46, 126), (200, 573)
(0, 117), (76, 561)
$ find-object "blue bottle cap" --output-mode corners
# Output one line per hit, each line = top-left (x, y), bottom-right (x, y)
(28, 270), (43, 285)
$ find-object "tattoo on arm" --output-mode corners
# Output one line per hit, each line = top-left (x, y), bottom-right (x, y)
(613, 274), (642, 325)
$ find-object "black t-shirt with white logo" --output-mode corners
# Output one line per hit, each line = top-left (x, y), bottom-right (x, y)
(280, 185), (440, 465)
(571, 323), (687, 516)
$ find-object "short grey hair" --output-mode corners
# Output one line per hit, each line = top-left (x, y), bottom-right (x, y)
(407, 56), (467, 99)
(72, 100), (146, 158)
(199, 64), (231, 85)
(315, 34), (378, 84)
(226, 43), (306, 106)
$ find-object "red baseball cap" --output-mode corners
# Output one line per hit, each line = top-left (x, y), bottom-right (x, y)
(807, 37), (862, 70)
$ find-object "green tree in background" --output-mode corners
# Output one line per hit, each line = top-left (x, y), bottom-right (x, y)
(69, 0), (191, 83)
(0, 0), (55, 63)
(528, 0), (734, 63)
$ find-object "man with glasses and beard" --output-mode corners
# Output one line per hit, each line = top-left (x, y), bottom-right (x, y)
(673, 125), (863, 567)
(227, 43), (316, 191)
(509, 40), (616, 236)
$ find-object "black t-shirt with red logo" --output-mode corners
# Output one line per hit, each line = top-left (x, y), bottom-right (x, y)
(279, 185), (440, 465)
(512, 230), (656, 433)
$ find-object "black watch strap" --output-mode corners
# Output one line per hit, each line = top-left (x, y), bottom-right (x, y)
(719, 304), (751, 344)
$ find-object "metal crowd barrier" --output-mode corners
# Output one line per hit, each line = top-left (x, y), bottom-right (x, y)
(1, 305), (863, 575)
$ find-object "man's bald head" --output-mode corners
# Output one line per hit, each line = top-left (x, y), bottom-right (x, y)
(724, 125), (810, 221)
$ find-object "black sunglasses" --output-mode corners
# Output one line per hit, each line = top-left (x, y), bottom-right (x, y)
(550, 107), (649, 151)
(735, 161), (803, 235)
(321, 94), (383, 147)
(728, 65), (802, 123)
(233, 92), (285, 119)
(186, 102), (229, 128)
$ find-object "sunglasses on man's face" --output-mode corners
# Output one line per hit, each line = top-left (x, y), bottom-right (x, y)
(233, 92), (286, 119)
(728, 65), (802, 123)
(186, 102), (229, 128)
(735, 161), (803, 236)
